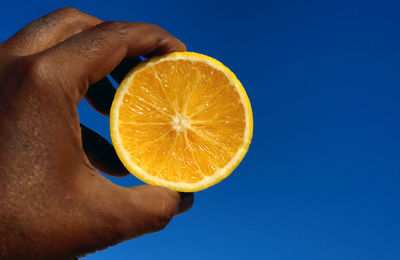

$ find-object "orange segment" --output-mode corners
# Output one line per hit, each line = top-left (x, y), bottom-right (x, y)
(110, 52), (253, 192)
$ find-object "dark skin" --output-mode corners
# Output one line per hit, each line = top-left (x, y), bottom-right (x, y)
(0, 7), (194, 259)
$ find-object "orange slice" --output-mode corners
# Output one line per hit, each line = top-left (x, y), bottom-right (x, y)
(110, 52), (253, 192)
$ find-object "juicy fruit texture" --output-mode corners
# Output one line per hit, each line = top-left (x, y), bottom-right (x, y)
(110, 52), (253, 192)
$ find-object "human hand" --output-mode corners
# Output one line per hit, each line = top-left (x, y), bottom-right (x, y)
(0, 7), (193, 259)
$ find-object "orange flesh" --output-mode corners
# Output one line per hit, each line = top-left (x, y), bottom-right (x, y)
(118, 59), (246, 183)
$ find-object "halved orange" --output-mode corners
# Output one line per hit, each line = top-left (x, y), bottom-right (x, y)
(110, 52), (253, 192)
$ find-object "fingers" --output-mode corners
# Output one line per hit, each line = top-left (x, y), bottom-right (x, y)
(2, 7), (101, 56)
(85, 57), (144, 115)
(84, 58), (143, 115)
(37, 21), (186, 103)
(176, 192), (195, 215)
(85, 78), (116, 116)
(81, 124), (129, 177)
(110, 57), (142, 84)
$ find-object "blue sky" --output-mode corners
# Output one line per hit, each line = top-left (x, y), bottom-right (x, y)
(1, 0), (400, 259)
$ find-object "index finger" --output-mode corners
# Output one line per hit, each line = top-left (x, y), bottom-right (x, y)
(36, 21), (186, 103)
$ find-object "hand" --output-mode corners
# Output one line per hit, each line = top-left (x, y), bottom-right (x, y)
(0, 7), (193, 259)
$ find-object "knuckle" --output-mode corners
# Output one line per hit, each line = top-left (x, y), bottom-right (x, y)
(148, 191), (179, 232)
(150, 210), (175, 232)
(48, 7), (99, 30)
(20, 56), (48, 78)
(0, 56), (54, 103)
(96, 21), (128, 38)
(142, 23), (168, 36)
(10, 56), (51, 86)
(141, 24), (182, 49)
(158, 36), (174, 48)
(55, 7), (82, 17)
(131, 22), (164, 35)
(33, 8), (86, 36)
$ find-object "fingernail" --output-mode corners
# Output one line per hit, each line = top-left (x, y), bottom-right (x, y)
(176, 192), (194, 215)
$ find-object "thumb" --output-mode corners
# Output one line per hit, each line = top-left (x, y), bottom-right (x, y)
(120, 185), (194, 235)
(88, 184), (194, 246)
(64, 175), (194, 258)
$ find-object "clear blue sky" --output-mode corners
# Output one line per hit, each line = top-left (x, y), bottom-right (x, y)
(1, 0), (400, 259)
